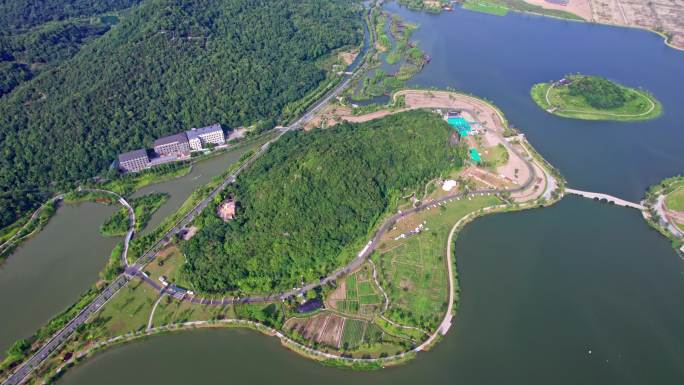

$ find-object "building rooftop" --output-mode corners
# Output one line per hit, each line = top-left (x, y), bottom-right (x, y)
(118, 149), (149, 163)
(154, 132), (188, 147)
(186, 123), (223, 141)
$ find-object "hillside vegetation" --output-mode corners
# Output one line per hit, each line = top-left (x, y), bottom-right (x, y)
(181, 110), (465, 293)
(0, 0), (362, 229)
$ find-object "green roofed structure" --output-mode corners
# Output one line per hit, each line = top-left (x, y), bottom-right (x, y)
(469, 148), (481, 163)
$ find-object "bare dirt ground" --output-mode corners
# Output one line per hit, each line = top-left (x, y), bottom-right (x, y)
(305, 104), (352, 130)
(318, 315), (345, 348)
(524, 0), (593, 20)
(339, 50), (358, 66)
(326, 280), (347, 310)
(523, 0), (684, 50)
(284, 312), (346, 348)
(227, 128), (246, 141)
(665, 207), (684, 223)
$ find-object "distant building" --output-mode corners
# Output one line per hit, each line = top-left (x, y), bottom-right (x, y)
(558, 78), (572, 86)
(186, 123), (225, 151)
(217, 199), (236, 221)
(118, 149), (150, 173)
(449, 131), (460, 145)
(445, 110), (461, 119)
(154, 133), (190, 156)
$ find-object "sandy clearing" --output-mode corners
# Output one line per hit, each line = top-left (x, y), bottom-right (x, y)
(339, 51), (358, 66)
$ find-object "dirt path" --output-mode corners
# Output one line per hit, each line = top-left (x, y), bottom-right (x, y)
(147, 294), (166, 330)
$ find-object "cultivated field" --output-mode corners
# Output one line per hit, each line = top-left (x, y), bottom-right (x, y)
(374, 195), (501, 331)
(330, 264), (384, 317)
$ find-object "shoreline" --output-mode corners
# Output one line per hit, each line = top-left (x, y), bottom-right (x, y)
(422, 2), (684, 52)
(1, 89), (567, 382)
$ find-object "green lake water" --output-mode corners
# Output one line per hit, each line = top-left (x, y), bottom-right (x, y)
(60, 198), (684, 385)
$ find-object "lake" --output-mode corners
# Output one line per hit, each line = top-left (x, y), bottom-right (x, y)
(20, 3), (684, 383)
(59, 198), (684, 385)
(0, 143), (261, 356)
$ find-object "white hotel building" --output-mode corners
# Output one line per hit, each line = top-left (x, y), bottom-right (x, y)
(186, 124), (226, 151)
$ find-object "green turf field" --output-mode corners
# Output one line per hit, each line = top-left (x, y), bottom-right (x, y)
(666, 186), (684, 212)
(462, 0), (509, 16)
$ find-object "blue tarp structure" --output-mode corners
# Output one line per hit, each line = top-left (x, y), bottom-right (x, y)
(447, 117), (472, 137)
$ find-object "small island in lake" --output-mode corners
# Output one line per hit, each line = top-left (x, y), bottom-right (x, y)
(531, 75), (662, 121)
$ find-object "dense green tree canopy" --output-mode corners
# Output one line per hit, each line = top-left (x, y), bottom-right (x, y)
(0, 0), (362, 228)
(181, 110), (463, 294)
(568, 76), (627, 109)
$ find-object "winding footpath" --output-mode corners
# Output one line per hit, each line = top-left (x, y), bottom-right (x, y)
(544, 82), (656, 118)
(0, 195), (64, 257)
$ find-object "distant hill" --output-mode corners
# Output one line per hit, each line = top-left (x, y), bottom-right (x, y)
(0, 0), (362, 228)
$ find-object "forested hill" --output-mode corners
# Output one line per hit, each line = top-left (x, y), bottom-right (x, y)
(181, 111), (465, 294)
(0, 0), (362, 228)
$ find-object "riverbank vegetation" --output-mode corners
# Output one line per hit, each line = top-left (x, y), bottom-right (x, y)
(0, 200), (57, 261)
(531, 75), (662, 121)
(463, 0), (510, 16)
(461, 0), (583, 19)
(643, 176), (684, 254)
(352, 11), (426, 101)
(0, 0), (363, 231)
(182, 110), (464, 294)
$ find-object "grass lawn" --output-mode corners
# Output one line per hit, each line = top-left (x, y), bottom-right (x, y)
(144, 246), (187, 287)
(462, 0), (583, 19)
(93, 278), (159, 337)
(374, 316), (425, 341)
(666, 187), (684, 212)
(152, 297), (235, 327)
(462, 0), (509, 16)
(531, 82), (662, 121)
(374, 195), (501, 330)
(480, 143), (509, 168)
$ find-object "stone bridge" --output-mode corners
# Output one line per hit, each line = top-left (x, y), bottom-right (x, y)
(565, 188), (645, 210)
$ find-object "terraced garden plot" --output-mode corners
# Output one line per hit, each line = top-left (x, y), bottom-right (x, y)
(357, 281), (376, 296)
(341, 319), (367, 349)
(334, 263), (383, 317)
(345, 274), (358, 298)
